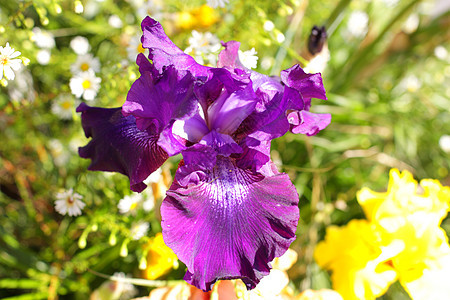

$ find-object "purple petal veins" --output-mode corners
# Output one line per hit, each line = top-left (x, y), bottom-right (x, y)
(161, 156), (299, 292)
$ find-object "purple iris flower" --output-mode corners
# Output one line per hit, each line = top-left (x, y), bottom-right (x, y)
(78, 17), (331, 292)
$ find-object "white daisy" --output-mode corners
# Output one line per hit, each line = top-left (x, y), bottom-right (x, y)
(55, 188), (85, 216)
(0, 43), (23, 80)
(70, 53), (101, 74)
(70, 36), (91, 55)
(207, 0), (229, 8)
(347, 11), (369, 38)
(238, 48), (258, 69)
(70, 69), (101, 101)
(126, 34), (148, 62)
(130, 222), (149, 240)
(117, 193), (142, 215)
(31, 28), (56, 49)
(184, 30), (221, 66)
(51, 93), (78, 120)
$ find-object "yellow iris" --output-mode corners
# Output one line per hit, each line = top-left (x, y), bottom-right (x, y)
(315, 169), (450, 300)
(143, 233), (178, 280)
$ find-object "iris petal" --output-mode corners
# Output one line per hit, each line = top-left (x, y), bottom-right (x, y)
(77, 103), (168, 192)
(123, 63), (198, 156)
(141, 17), (209, 78)
(161, 156), (299, 292)
(287, 110), (331, 136)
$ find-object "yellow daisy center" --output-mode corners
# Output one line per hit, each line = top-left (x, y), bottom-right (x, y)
(61, 100), (72, 110)
(80, 62), (90, 71)
(1, 56), (8, 65)
(82, 79), (91, 89)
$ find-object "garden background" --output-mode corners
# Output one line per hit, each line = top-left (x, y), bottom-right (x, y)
(0, 0), (449, 299)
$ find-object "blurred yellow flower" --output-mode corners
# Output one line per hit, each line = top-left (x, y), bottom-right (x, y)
(357, 169), (450, 227)
(143, 233), (179, 280)
(175, 5), (218, 31)
(314, 219), (400, 300)
(316, 169), (450, 300)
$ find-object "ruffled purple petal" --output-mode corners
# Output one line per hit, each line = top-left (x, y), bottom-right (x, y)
(141, 17), (209, 78)
(287, 111), (331, 136)
(77, 103), (168, 192)
(280, 65), (327, 102)
(123, 64), (198, 156)
(161, 156), (299, 292)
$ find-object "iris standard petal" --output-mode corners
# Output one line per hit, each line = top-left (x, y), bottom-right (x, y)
(77, 103), (168, 192)
(141, 17), (209, 78)
(280, 65), (327, 101)
(161, 156), (299, 292)
(123, 63), (198, 156)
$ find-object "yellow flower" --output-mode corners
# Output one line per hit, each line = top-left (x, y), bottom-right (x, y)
(357, 169), (450, 228)
(143, 233), (178, 280)
(314, 219), (400, 300)
(175, 5), (218, 31)
(402, 254), (450, 300)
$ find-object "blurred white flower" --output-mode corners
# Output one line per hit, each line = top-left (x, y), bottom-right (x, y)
(130, 222), (149, 240)
(207, 0), (228, 8)
(48, 139), (70, 167)
(70, 69), (101, 101)
(118, 194), (142, 215)
(55, 188), (85, 216)
(347, 11), (369, 38)
(126, 34), (148, 62)
(31, 28), (56, 49)
(238, 48), (258, 69)
(70, 36), (91, 55)
(36, 49), (51, 65)
(276, 32), (285, 43)
(263, 20), (275, 32)
(400, 74), (421, 92)
(7, 68), (34, 102)
(142, 193), (155, 212)
(144, 167), (162, 185)
(434, 46), (448, 61)
(70, 53), (100, 74)
(382, 0), (399, 8)
(136, 0), (164, 21)
(51, 94), (78, 120)
(304, 46), (330, 74)
(0, 42), (23, 80)
(90, 272), (137, 300)
(185, 30), (221, 66)
(108, 15), (123, 28)
(403, 13), (419, 34)
(439, 135), (450, 153)
(261, 56), (274, 71)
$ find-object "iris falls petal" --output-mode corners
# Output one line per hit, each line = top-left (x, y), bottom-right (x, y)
(161, 156), (299, 292)
(77, 103), (168, 192)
